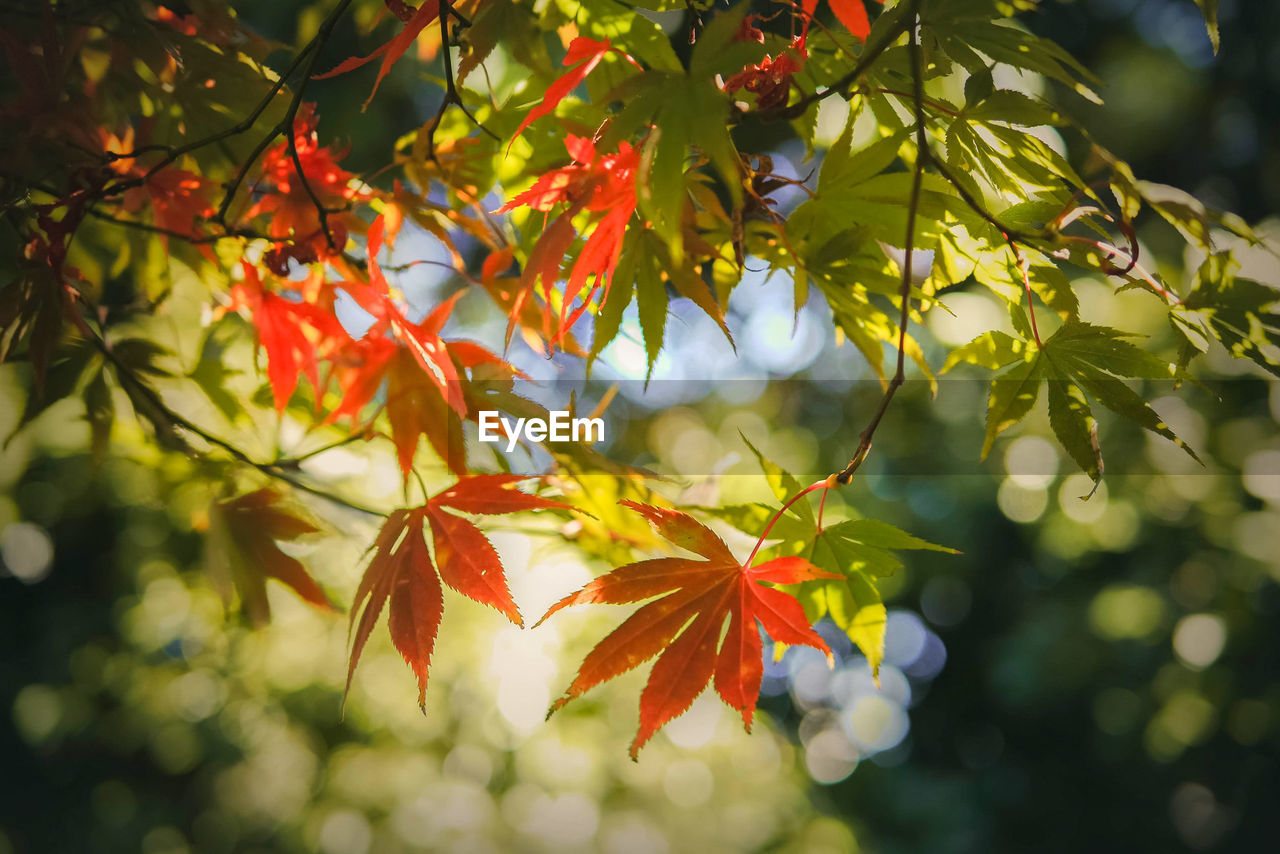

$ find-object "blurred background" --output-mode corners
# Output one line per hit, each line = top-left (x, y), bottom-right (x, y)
(3, 0), (1280, 852)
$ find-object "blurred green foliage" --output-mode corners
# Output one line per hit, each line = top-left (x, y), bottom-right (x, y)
(3, 0), (1280, 852)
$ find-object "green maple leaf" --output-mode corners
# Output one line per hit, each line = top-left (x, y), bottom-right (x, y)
(946, 321), (1203, 490)
(1171, 253), (1280, 379)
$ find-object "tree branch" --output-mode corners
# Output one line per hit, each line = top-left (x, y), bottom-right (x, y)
(423, 0), (499, 164)
(81, 206), (288, 245)
(834, 0), (926, 485)
(77, 317), (385, 518)
(213, 0), (355, 241)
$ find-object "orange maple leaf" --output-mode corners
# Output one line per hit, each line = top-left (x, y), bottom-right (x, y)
(247, 104), (364, 255)
(346, 476), (569, 707)
(101, 127), (217, 241)
(805, 0), (881, 42)
(539, 500), (839, 758)
(325, 215), (521, 478)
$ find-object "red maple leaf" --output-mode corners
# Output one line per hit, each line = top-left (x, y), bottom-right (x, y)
(346, 475), (569, 706)
(140, 168), (216, 238)
(805, 0), (881, 42)
(510, 37), (642, 149)
(102, 127), (216, 241)
(539, 500), (839, 758)
(497, 135), (639, 349)
(227, 262), (347, 412)
(206, 488), (334, 626)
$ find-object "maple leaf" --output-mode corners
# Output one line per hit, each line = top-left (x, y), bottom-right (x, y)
(827, 0), (874, 41)
(540, 500), (839, 759)
(139, 168), (217, 240)
(326, 332), (470, 478)
(0, 247), (68, 393)
(714, 438), (957, 677)
(944, 321), (1202, 487)
(497, 136), (639, 349)
(101, 128), (217, 243)
(1171, 252), (1280, 379)
(346, 476), (569, 707)
(316, 0), (441, 109)
(510, 37), (642, 149)
(326, 221), (523, 478)
(803, 0), (882, 43)
(385, 345), (466, 476)
(227, 262), (347, 412)
(352, 215), (467, 416)
(206, 488), (333, 626)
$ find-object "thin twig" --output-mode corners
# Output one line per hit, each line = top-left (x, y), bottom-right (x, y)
(273, 432), (368, 468)
(81, 321), (385, 518)
(835, 0), (926, 485)
(1059, 235), (1183, 305)
(81, 206), (286, 245)
(282, 27), (345, 252)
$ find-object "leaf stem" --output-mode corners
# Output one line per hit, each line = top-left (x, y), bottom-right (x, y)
(744, 480), (832, 569)
(1006, 236), (1044, 347)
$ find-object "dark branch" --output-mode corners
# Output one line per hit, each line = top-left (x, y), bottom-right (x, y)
(835, 0), (926, 485)
(77, 316), (385, 519)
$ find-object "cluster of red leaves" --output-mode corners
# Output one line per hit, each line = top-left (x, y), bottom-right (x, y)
(223, 262), (344, 412)
(722, 37), (808, 112)
(497, 135), (640, 348)
(542, 501), (838, 758)
(2, 4), (878, 757)
(346, 475), (568, 706)
(328, 214), (521, 477)
(223, 211), (517, 479)
(104, 127), (218, 242)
